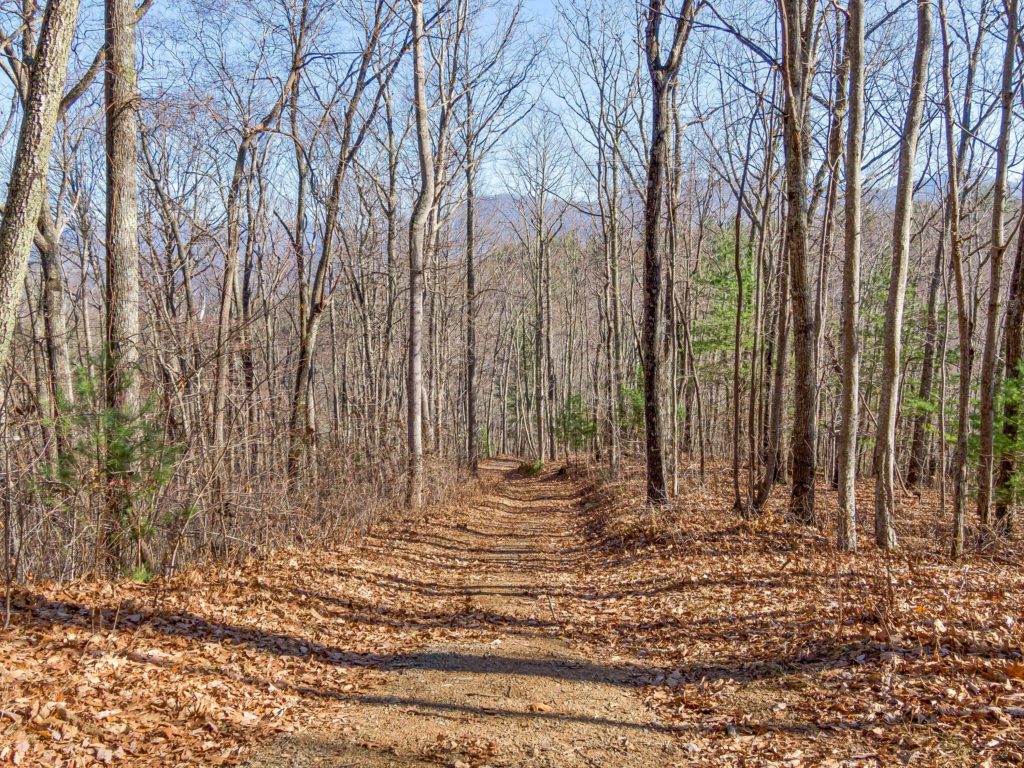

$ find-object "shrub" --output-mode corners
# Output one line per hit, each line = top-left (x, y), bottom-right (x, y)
(518, 458), (543, 476)
(556, 393), (596, 452)
(43, 363), (182, 574)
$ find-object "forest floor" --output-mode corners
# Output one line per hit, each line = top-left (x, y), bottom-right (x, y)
(2, 458), (1024, 767)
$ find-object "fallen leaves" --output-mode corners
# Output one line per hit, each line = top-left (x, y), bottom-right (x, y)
(0, 487), (487, 766)
(568, 461), (1024, 766)
(1, 460), (1022, 767)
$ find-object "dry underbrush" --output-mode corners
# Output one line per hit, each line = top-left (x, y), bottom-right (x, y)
(4, 433), (463, 585)
(569, 460), (1024, 766)
(0, 470), (480, 768)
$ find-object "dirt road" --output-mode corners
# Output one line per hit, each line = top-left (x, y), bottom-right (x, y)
(250, 459), (680, 767)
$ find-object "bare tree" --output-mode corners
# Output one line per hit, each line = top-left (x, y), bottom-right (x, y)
(873, 0), (932, 550)
(285, 0), (398, 481)
(641, 0), (701, 505)
(837, 0), (863, 552)
(210, 2), (308, 483)
(407, 0), (435, 508)
(938, 0), (972, 559)
(0, 0), (80, 370)
(102, 0), (144, 570)
(975, 0), (1019, 528)
(777, 0), (819, 524)
(459, 0), (531, 474)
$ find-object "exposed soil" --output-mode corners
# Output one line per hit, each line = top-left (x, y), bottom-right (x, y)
(247, 458), (681, 767)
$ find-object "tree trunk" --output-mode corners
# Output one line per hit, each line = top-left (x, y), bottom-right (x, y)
(641, 0), (698, 505)
(993, 0), (1022, 534)
(938, 0), (972, 558)
(873, 0), (931, 550)
(975, 0), (1017, 528)
(642, 74), (669, 504)
(754, 239), (789, 511)
(779, 0), (818, 525)
(837, 0), (864, 552)
(103, 0), (143, 572)
(37, 214), (74, 457)
(906, 238), (944, 488)
(212, 141), (252, 469)
(534, 208), (547, 464)
(545, 236), (557, 462)
(731, 127), (754, 515)
(407, 0), (435, 508)
(465, 149), (479, 474)
(868, 0), (933, 552)
(0, 0), (80, 371)
(996, 194), (1024, 533)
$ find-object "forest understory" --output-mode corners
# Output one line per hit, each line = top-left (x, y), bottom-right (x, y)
(2, 458), (1022, 768)
(5, 0), (1024, 764)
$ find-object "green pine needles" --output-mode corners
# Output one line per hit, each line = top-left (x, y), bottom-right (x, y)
(42, 361), (182, 575)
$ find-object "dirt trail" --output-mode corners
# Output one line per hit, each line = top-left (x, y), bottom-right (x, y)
(249, 459), (679, 767)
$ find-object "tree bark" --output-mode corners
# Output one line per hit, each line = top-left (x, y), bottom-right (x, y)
(996, 192), (1024, 533)
(778, 0), (818, 524)
(103, 0), (143, 571)
(906, 238), (944, 489)
(837, 0), (864, 552)
(37, 212), (74, 446)
(754, 238), (789, 511)
(975, 0), (1017, 528)
(0, 0), (80, 371)
(641, 0), (699, 506)
(465, 145), (479, 474)
(993, 0), (1022, 533)
(407, 0), (435, 508)
(938, 0), (973, 558)
(873, 0), (931, 550)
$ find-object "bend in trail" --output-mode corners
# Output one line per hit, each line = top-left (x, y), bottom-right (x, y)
(250, 458), (678, 767)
